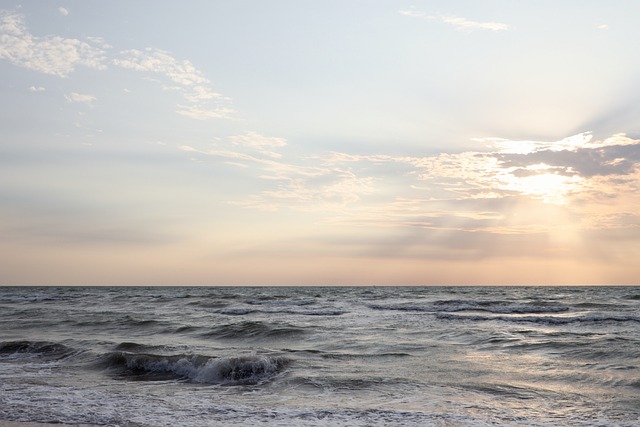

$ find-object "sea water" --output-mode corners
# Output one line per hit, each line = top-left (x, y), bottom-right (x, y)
(0, 286), (639, 426)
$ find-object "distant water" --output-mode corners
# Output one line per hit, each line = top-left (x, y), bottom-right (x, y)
(1, 286), (639, 427)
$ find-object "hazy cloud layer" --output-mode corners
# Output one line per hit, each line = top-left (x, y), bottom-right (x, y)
(186, 132), (640, 242)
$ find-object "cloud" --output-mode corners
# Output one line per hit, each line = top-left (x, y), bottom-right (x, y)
(440, 15), (510, 32)
(58, 7), (69, 17)
(229, 131), (287, 158)
(176, 105), (234, 120)
(114, 48), (208, 86)
(183, 85), (225, 103)
(1, 12), (230, 120)
(114, 48), (232, 120)
(28, 85), (45, 92)
(398, 8), (426, 18)
(65, 92), (96, 105)
(184, 131), (640, 244)
(182, 133), (375, 211)
(0, 11), (108, 77)
(399, 9), (510, 32)
(495, 134), (640, 178)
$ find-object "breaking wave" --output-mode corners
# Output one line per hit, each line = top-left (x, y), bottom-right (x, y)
(99, 351), (289, 385)
(0, 340), (77, 361)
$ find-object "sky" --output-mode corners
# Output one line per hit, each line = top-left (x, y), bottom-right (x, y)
(1, 1), (640, 285)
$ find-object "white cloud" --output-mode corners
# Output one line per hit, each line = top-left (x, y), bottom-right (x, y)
(183, 85), (225, 103)
(0, 11), (108, 77)
(58, 7), (69, 16)
(597, 24), (609, 30)
(29, 85), (45, 92)
(85, 36), (112, 50)
(183, 135), (374, 211)
(399, 9), (510, 32)
(398, 8), (426, 18)
(65, 92), (96, 104)
(115, 48), (233, 120)
(176, 105), (234, 120)
(114, 48), (208, 86)
(1, 12), (230, 120)
(179, 131), (640, 245)
(229, 131), (287, 158)
(440, 15), (510, 32)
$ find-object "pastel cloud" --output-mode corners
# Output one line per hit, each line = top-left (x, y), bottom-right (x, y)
(0, 11), (108, 77)
(229, 131), (288, 159)
(183, 132), (640, 246)
(114, 48), (208, 86)
(0, 11), (231, 120)
(399, 8), (510, 32)
(182, 132), (375, 211)
(65, 92), (96, 104)
(440, 15), (510, 32)
(176, 105), (234, 120)
(114, 48), (232, 119)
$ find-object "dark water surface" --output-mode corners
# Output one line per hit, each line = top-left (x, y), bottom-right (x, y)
(1, 286), (639, 426)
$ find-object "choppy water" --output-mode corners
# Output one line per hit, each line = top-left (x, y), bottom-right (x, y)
(0, 286), (639, 426)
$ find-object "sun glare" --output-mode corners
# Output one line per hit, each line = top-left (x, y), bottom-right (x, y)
(499, 171), (582, 204)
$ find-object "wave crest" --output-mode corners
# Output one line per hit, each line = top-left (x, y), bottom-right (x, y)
(202, 321), (305, 340)
(368, 300), (568, 315)
(99, 351), (289, 385)
(0, 340), (76, 361)
(436, 313), (640, 325)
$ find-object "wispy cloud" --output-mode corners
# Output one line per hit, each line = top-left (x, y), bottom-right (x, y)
(28, 85), (45, 92)
(58, 7), (69, 17)
(65, 92), (96, 105)
(399, 8), (510, 32)
(114, 47), (232, 119)
(0, 11), (231, 120)
(182, 132), (375, 211)
(229, 131), (288, 159)
(398, 8), (427, 19)
(176, 105), (234, 120)
(440, 15), (510, 32)
(183, 132), (640, 242)
(0, 11), (108, 77)
(114, 48), (208, 86)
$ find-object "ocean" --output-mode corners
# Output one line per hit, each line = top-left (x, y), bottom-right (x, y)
(0, 286), (639, 426)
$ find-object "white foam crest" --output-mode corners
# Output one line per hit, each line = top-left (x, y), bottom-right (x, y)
(122, 353), (288, 384)
(192, 355), (285, 384)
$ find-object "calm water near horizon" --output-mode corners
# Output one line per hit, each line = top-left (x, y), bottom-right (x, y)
(1, 286), (639, 426)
